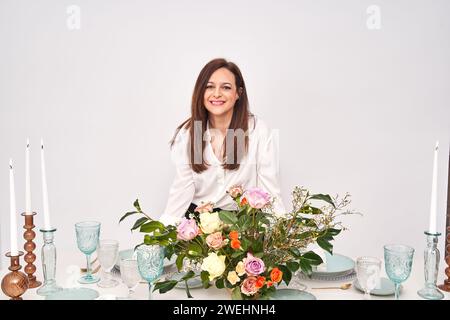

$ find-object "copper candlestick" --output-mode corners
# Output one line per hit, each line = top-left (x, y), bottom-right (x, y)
(21, 212), (42, 288)
(1, 251), (29, 300)
(438, 151), (450, 292)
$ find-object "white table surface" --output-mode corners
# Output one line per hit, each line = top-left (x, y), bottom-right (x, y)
(1, 249), (449, 300)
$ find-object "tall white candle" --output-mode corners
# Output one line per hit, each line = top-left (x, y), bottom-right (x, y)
(41, 139), (52, 230)
(9, 159), (19, 256)
(25, 138), (32, 214)
(428, 141), (439, 234)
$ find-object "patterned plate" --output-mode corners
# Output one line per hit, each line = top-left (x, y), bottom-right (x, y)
(353, 277), (400, 296)
(46, 288), (99, 300)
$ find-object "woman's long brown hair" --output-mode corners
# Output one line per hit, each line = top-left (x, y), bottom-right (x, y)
(171, 58), (251, 173)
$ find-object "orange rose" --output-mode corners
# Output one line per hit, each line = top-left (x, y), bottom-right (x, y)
(229, 230), (239, 240)
(270, 267), (283, 283)
(255, 276), (265, 289)
(240, 197), (248, 206)
(230, 239), (241, 250)
(266, 280), (274, 287)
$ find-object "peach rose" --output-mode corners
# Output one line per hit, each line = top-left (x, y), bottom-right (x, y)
(206, 232), (224, 250)
(195, 201), (214, 213)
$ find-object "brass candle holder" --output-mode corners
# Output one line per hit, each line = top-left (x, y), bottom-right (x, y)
(21, 212), (42, 288)
(1, 251), (29, 300)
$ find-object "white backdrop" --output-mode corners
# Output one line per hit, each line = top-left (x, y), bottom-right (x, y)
(1, 0), (449, 270)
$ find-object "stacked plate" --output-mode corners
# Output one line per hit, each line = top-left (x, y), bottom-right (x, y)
(300, 253), (356, 281)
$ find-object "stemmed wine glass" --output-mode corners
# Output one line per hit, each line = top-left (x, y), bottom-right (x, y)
(384, 244), (415, 300)
(136, 244), (165, 300)
(356, 256), (381, 299)
(75, 221), (101, 284)
(120, 258), (141, 299)
(97, 239), (119, 288)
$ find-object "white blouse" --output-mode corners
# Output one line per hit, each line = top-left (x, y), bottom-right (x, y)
(159, 115), (286, 225)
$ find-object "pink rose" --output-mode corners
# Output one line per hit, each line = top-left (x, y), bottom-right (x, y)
(241, 276), (258, 296)
(242, 187), (271, 209)
(244, 253), (265, 275)
(227, 185), (244, 199)
(176, 218), (199, 241)
(206, 232), (224, 250)
(195, 201), (214, 213)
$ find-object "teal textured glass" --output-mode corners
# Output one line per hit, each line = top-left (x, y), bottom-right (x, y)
(417, 232), (444, 300)
(384, 244), (415, 300)
(36, 228), (63, 296)
(136, 245), (164, 300)
(75, 221), (101, 284)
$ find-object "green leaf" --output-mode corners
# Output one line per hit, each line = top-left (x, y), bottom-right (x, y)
(181, 270), (195, 281)
(278, 265), (292, 285)
(219, 210), (238, 225)
(201, 271), (211, 288)
(143, 235), (159, 245)
(225, 279), (234, 289)
(231, 287), (243, 300)
(301, 251), (323, 265)
(308, 194), (336, 208)
(326, 228), (342, 236)
(215, 278), (225, 289)
(295, 231), (314, 240)
(140, 221), (165, 233)
(253, 252), (264, 258)
(299, 259), (313, 276)
(153, 280), (177, 293)
(238, 215), (251, 230)
(231, 251), (244, 258)
(131, 217), (149, 231)
(289, 248), (301, 258)
(286, 261), (300, 273)
(133, 199), (142, 212)
(187, 242), (203, 256)
(317, 238), (333, 254)
(298, 205), (322, 215)
(119, 211), (139, 223)
(251, 237), (263, 253)
(176, 254), (185, 271)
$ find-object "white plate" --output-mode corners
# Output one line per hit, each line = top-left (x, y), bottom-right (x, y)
(353, 277), (400, 296)
(311, 253), (355, 277)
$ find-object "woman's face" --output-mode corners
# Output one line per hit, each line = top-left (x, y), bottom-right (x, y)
(203, 67), (240, 119)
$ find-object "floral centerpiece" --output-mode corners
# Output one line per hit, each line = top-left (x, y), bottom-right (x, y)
(120, 186), (356, 300)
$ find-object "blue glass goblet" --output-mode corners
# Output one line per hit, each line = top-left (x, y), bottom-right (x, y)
(136, 244), (164, 300)
(384, 244), (415, 300)
(75, 221), (101, 284)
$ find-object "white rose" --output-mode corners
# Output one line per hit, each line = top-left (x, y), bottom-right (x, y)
(227, 271), (240, 285)
(199, 212), (223, 234)
(201, 252), (226, 281)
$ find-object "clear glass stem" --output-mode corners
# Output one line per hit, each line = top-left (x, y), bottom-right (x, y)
(364, 290), (371, 300)
(128, 288), (134, 299)
(148, 282), (153, 300)
(394, 283), (400, 300)
(104, 269), (111, 282)
(85, 254), (92, 279)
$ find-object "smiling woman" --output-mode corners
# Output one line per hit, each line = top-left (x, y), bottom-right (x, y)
(159, 58), (286, 225)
